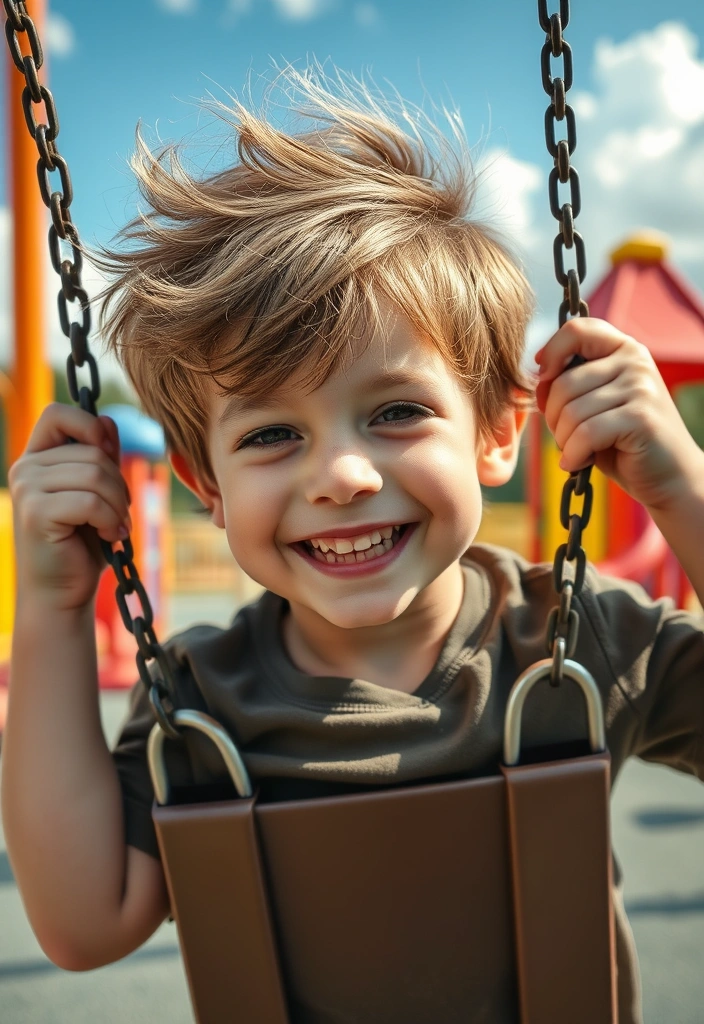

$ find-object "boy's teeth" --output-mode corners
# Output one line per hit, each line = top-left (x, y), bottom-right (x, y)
(310, 528), (406, 565)
(308, 524), (401, 553)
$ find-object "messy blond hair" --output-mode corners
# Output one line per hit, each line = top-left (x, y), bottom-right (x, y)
(93, 65), (534, 482)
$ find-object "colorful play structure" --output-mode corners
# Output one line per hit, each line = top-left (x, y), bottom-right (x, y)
(531, 231), (704, 610)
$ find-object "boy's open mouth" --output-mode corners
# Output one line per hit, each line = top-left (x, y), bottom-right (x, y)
(296, 523), (412, 566)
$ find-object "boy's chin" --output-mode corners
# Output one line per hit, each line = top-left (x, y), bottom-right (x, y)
(305, 594), (418, 630)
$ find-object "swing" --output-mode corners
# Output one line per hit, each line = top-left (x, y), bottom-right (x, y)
(4, 1), (618, 1021)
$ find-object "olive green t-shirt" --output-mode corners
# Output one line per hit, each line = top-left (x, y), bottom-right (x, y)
(112, 544), (704, 1024)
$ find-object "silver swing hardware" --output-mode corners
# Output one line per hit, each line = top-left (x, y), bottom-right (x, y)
(503, 657), (606, 767)
(148, 710), (254, 806)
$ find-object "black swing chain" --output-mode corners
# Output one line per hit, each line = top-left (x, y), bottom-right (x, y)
(3, 0), (181, 740)
(538, 0), (594, 686)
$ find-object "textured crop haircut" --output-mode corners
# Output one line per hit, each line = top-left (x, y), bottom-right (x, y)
(92, 64), (535, 484)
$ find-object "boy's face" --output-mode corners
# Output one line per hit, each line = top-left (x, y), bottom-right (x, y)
(177, 302), (523, 630)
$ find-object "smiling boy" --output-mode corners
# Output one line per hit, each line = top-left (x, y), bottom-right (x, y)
(3, 68), (704, 1024)
(175, 299), (524, 694)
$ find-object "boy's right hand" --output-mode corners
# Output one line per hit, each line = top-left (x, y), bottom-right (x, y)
(9, 403), (132, 611)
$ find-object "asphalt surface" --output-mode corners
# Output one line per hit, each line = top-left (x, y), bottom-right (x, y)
(1, 593), (703, 1023)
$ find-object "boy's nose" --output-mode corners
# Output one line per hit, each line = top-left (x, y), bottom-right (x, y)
(304, 450), (383, 505)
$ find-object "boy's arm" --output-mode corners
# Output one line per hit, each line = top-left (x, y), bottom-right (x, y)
(647, 478), (704, 609)
(4, 600), (169, 969)
(536, 318), (704, 608)
(1, 405), (169, 970)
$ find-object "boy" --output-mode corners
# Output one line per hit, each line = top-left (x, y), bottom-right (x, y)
(2, 68), (704, 1024)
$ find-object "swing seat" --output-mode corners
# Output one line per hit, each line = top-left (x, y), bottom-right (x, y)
(148, 660), (618, 1024)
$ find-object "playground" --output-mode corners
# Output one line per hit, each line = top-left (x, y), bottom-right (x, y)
(2, 3), (704, 1024)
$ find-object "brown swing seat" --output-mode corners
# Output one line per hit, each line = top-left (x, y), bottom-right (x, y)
(148, 657), (617, 1024)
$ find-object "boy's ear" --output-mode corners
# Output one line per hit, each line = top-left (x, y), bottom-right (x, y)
(476, 408), (529, 487)
(169, 452), (225, 528)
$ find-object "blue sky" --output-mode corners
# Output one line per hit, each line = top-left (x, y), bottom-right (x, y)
(2, 0), (704, 372)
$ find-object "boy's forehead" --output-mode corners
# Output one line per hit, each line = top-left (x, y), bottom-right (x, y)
(211, 332), (455, 425)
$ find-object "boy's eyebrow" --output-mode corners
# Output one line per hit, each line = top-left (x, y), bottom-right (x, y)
(218, 392), (288, 425)
(217, 369), (438, 424)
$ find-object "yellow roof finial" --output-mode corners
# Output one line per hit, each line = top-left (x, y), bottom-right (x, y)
(610, 231), (670, 265)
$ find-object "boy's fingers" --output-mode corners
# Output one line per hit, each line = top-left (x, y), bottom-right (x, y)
(25, 443), (131, 504)
(550, 383), (626, 455)
(25, 403), (116, 457)
(31, 463), (132, 528)
(98, 415), (121, 465)
(542, 354), (622, 432)
(31, 491), (130, 544)
(559, 408), (625, 473)
(535, 318), (635, 382)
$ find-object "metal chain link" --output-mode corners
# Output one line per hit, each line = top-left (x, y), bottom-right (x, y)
(3, 0), (181, 739)
(538, 0), (594, 685)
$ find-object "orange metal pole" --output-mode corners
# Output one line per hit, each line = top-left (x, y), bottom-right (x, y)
(7, 0), (53, 468)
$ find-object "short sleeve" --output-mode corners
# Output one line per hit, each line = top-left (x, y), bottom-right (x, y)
(112, 681), (162, 859)
(634, 604), (704, 777)
(577, 571), (704, 781)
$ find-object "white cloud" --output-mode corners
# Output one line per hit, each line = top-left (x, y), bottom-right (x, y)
(272, 0), (328, 19)
(475, 150), (542, 252)
(593, 22), (704, 126)
(156, 0), (197, 13)
(45, 12), (76, 58)
(221, 0), (335, 26)
(574, 21), (704, 289)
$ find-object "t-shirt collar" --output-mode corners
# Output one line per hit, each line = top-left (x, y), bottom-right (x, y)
(251, 556), (491, 709)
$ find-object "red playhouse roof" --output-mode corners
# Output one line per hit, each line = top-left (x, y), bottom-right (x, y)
(586, 232), (704, 391)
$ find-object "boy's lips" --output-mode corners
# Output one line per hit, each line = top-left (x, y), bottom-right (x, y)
(292, 520), (413, 543)
(291, 522), (418, 577)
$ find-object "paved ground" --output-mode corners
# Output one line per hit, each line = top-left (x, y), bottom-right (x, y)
(1, 593), (703, 1023)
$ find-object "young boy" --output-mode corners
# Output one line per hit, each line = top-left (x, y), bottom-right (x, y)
(3, 69), (704, 1024)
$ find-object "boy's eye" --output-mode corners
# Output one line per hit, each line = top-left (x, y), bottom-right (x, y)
(235, 402), (432, 450)
(236, 426), (298, 450)
(375, 402), (433, 423)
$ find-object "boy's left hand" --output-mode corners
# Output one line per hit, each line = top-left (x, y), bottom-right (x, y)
(534, 317), (704, 513)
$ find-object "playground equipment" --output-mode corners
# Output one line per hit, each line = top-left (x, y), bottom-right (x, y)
(4, 0), (51, 466)
(95, 405), (170, 688)
(530, 231), (704, 608)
